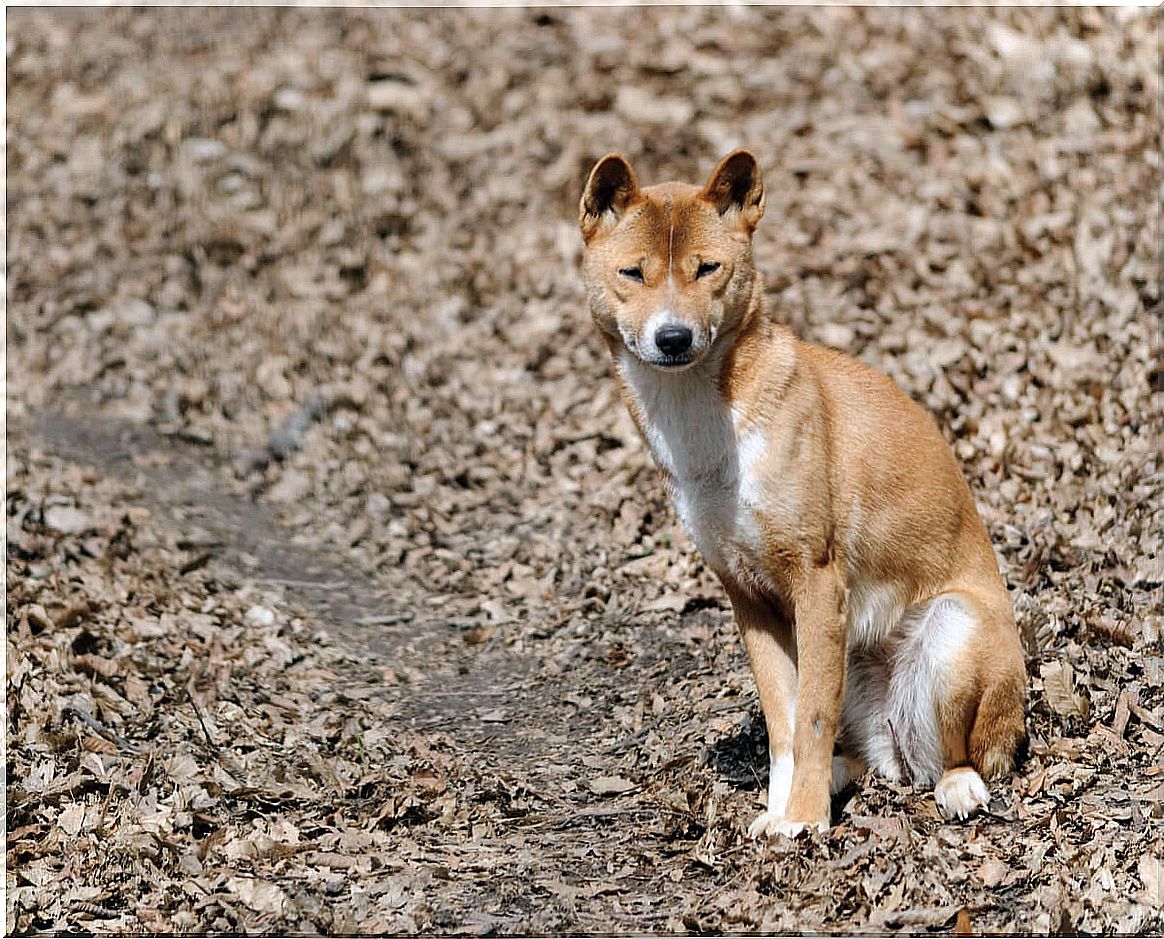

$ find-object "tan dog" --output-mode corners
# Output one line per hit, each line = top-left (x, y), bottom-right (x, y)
(579, 150), (1027, 837)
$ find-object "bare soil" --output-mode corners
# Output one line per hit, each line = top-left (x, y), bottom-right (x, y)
(6, 6), (1162, 935)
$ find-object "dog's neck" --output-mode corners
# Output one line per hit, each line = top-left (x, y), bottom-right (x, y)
(615, 295), (792, 485)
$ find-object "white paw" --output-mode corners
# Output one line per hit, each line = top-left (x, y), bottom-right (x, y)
(747, 810), (827, 840)
(934, 767), (990, 819)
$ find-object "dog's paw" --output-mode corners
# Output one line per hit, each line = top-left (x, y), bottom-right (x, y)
(934, 766), (990, 819)
(747, 810), (827, 840)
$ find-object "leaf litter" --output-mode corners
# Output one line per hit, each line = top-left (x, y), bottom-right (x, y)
(6, 5), (1162, 935)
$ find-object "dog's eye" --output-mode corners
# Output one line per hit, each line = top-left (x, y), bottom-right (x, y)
(696, 261), (721, 279)
(618, 267), (644, 283)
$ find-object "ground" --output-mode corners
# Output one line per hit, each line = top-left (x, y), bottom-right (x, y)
(6, 6), (1162, 935)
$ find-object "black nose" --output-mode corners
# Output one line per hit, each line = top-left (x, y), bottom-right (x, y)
(655, 324), (693, 356)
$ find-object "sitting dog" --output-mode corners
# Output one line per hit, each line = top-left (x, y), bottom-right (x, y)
(578, 150), (1027, 836)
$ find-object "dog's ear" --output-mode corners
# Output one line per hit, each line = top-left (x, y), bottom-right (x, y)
(580, 154), (640, 242)
(702, 149), (766, 230)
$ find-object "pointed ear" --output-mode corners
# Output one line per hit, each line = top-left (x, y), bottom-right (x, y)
(580, 154), (640, 242)
(702, 149), (765, 230)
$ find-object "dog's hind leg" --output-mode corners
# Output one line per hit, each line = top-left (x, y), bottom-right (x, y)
(903, 595), (1024, 823)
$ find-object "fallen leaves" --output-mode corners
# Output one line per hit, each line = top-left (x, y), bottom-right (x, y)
(1040, 661), (1091, 721)
(7, 4), (1163, 936)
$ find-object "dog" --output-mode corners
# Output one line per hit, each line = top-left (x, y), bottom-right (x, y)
(578, 149), (1027, 837)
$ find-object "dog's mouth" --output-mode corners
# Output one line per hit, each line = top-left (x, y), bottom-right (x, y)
(623, 330), (712, 374)
(623, 339), (702, 371)
(642, 352), (699, 371)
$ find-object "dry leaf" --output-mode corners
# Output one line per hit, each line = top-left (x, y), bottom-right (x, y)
(1139, 855), (1162, 909)
(977, 859), (1010, 887)
(43, 505), (93, 535)
(1040, 661), (1089, 720)
(589, 776), (636, 796)
(226, 877), (287, 915)
(57, 803), (86, 836)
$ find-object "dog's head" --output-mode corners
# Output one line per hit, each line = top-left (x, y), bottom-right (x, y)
(579, 150), (766, 371)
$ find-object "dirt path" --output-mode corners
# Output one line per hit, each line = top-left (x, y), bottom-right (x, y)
(29, 411), (395, 637)
(23, 406), (569, 767)
(8, 6), (1161, 935)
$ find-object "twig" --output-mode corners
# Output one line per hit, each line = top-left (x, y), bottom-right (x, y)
(237, 392), (327, 473)
(602, 726), (651, 754)
(68, 901), (119, 919)
(187, 689), (218, 750)
(256, 577), (346, 589)
(179, 551), (214, 575)
(551, 805), (695, 830)
(61, 705), (140, 754)
(355, 612), (415, 626)
(421, 690), (511, 697)
(886, 718), (915, 785)
(268, 392), (326, 459)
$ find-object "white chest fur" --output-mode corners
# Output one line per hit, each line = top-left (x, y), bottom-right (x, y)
(619, 353), (767, 581)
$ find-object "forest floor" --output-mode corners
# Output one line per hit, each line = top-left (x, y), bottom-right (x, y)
(6, 6), (1162, 935)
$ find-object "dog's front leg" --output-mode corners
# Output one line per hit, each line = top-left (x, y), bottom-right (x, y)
(727, 587), (799, 839)
(781, 561), (847, 834)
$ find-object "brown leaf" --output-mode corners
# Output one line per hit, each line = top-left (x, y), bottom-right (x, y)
(978, 859), (1010, 887)
(225, 877), (287, 915)
(1040, 661), (1089, 720)
(412, 769), (447, 794)
(1139, 855), (1162, 909)
(57, 803), (86, 836)
(43, 505), (93, 534)
(589, 776), (636, 796)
